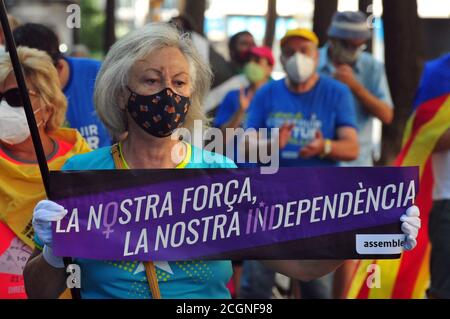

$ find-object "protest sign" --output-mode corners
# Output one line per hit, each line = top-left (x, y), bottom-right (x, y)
(50, 166), (418, 261)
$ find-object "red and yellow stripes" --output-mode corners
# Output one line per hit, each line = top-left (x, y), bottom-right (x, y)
(347, 94), (450, 299)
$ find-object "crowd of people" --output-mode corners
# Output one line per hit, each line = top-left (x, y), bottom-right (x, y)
(0, 8), (447, 299)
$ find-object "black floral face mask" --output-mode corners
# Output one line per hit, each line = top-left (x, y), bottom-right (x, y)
(127, 87), (190, 138)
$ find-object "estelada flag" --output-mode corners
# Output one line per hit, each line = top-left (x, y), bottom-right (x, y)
(0, 128), (90, 248)
(347, 54), (450, 299)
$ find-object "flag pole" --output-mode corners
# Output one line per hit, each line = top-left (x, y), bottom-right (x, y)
(0, 0), (81, 299)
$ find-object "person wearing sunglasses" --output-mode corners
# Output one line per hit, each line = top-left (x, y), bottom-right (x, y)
(0, 47), (91, 299)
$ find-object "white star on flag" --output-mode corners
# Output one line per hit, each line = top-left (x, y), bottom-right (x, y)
(133, 261), (174, 275)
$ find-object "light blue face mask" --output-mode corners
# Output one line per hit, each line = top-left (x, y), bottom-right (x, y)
(330, 40), (366, 65)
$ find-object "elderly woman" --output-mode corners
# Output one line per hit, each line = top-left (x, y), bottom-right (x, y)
(0, 47), (90, 298)
(23, 23), (421, 299)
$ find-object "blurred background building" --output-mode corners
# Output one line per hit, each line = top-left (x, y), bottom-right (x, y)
(6, 0), (450, 62)
(6, 0), (78, 55)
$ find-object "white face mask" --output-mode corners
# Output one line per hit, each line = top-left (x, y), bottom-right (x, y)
(0, 100), (41, 145)
(284, 52), (316, 84)
(329, 40), (366, 65)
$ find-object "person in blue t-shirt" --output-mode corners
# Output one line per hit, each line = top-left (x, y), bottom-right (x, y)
(61, 57), (107, 150)
(240, 28), (359, 300)
(215, 46), (275, 130)
(214, 46), (275, 168)
(13, 23), (112, 150)
(245, 28), (359, 168)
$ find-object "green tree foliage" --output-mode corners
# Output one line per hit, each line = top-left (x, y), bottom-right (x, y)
(79, 0), (105, 58)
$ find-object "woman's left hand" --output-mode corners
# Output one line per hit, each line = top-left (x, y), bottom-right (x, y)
(400, 205), (421, 251)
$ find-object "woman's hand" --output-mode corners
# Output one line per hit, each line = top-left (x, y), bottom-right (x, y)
(400, 205), (421, 251)
(238, 87), (254, 112)
(32, 200), (67, 268)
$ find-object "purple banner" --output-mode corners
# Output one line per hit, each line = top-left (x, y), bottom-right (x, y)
(50, 167), (418, 261)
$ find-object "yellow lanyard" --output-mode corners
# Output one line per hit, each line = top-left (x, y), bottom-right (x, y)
(110, 143), (162, 299)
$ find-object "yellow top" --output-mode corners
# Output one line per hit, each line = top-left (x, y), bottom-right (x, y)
(118, 142), (192, 169)
(0, 128), (91, 248)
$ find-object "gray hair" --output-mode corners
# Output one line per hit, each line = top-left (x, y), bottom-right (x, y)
(94, 22), (212, 140)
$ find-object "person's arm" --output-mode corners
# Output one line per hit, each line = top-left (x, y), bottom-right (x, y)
(262, 260), (343, 282)
(24, 200), (69, 299)
(327, 127), (359, 161)
(241, 87), (272, 159)
(299, 127), (359, 162)
(433, 128), (450, 153)
(23, 248), (67, 299)
(220, 88), (254, 131)
(334, 65), (393, 124)
(350, 84), (393, 124)
(221, 108), (246, 132)
(205, 75), (248, 114)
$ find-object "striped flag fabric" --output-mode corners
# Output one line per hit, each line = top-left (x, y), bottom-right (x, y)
(346, 54), (450, 299)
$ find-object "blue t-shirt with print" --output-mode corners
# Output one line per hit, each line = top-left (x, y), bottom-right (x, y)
(46, 144), (235, 299)
(64, 57), (112, 150)
(245, 77), (357, 167)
